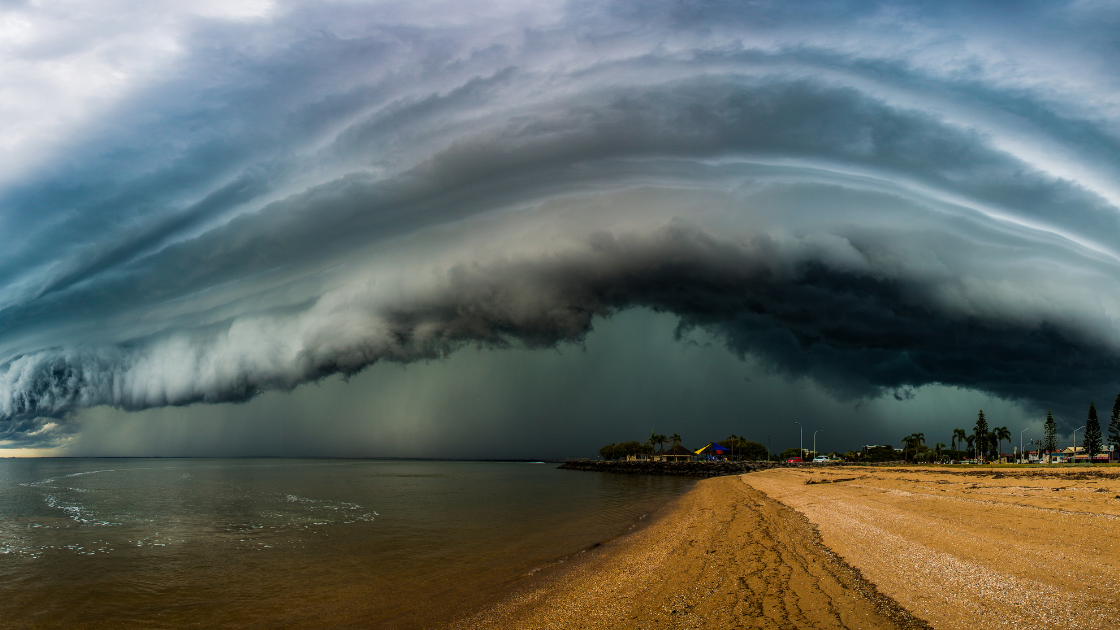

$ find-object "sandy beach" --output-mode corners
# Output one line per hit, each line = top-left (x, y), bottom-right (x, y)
(456, 466), (1120, 629)
(748, 466), (1120, 629)
(454, 472), (928, 630)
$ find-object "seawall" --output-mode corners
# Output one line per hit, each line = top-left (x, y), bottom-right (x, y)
(557, 459), (798, 476)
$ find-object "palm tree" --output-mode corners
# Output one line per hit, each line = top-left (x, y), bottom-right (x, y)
(728, 433), (739, 460)
(952, 428), (967, 458)
(936, 442), (946, 461)
(670, 433), (682, 447)
(994, 426), (1011, 460)
(902, 433), (925, 461)
(966, 435), (976, 460)
(899, 433), (925, 462)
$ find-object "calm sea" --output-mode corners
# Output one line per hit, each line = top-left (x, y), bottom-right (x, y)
(0, 458), (692, 628)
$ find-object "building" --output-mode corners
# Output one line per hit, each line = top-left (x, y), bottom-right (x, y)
(658, 444), (696, 462)
(1044, 446), (1113, 463)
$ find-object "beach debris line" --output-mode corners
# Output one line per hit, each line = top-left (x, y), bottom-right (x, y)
(804, 476), (860, 485)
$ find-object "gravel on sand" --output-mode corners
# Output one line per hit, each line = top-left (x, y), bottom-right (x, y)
(746, 466), (1120, 629)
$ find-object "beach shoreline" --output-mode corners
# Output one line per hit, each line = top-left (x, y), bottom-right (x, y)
(455, 465), (1120, 629)
(422, 472), (698, 630)
(441, 476), (698, 630)
(451, 473), (930, 629)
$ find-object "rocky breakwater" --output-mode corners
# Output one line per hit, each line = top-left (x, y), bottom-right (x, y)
(557, 459), (791, 477)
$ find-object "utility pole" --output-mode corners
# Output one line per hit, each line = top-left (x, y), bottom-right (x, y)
(1073, 426), (1086, 463)
(814, 430), (823, 459)
(1020, 428), (1029, 464)
(795, 421), (802, 461)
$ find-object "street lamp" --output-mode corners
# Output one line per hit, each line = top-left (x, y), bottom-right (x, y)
(814, 430), (823, 459)
(1020, 428), (1029, 464)
(795, 421), (803, 462)
(1072, 426), (1086, 463)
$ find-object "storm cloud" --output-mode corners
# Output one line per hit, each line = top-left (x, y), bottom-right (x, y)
(2, 0), (1119, 449)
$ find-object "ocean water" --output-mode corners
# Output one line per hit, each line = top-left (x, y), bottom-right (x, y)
(0, 458), (693, 628)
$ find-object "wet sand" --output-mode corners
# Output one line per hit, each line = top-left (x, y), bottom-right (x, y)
(457, 466), (1120, 629)
(453, 474), (928, 629)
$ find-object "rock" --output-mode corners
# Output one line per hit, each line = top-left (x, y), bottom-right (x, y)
(556, 459), (793, 476)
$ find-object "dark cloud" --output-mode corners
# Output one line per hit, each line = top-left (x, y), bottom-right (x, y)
(3, 224), (1117, 441)
(336, 225), (1120, 418)
(6, 78), (1117, 342)
(2, 0), (1120, 450)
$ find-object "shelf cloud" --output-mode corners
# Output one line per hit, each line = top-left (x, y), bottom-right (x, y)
(2, 0), (1120, 448)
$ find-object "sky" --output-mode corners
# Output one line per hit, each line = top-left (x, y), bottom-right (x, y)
(2, 0), (1119, 458)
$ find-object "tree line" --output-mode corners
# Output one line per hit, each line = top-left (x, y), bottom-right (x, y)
(1035, 394), (1120, 461)
(597, 394), (1120, 464)
(900, 394), (1120, 463)
(598, 431), (769, 461)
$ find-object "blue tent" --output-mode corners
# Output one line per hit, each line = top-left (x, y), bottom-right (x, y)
(695, 442), (729, 456)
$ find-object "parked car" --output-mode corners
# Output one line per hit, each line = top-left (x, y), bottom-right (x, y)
(785, 457), (803, 463)
(812, 456), (830, 463)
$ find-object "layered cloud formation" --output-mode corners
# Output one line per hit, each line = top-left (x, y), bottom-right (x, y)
(2, 0), (1120, 447)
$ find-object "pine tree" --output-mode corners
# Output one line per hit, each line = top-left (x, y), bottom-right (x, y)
(1085, 402), (1103, 463)
(1043, 411), (1058, 460)
(974, 410), (989, 464)
(1109, 394), (1120, 455)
